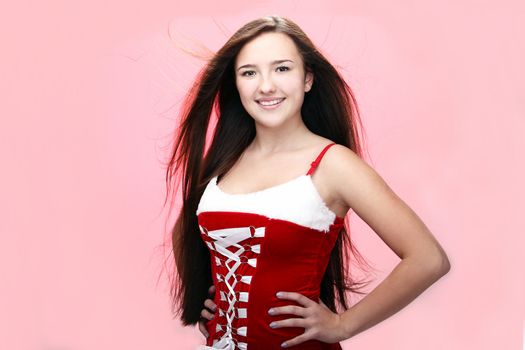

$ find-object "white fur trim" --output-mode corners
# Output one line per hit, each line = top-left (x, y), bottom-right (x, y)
(196, 175), (337, 232)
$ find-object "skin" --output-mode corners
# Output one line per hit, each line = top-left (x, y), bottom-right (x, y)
(198, 31), (451, 347)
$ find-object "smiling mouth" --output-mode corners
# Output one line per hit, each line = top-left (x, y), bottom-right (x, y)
(256, 98), (285, 107)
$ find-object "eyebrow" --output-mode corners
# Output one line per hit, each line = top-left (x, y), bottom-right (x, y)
(236, 59), (294, 71)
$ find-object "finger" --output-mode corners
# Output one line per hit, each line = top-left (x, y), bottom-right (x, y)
(201, 308), (215, 321)
(277, 292), (315, 307)
(204, 299), (217, 311)
(269, 305), (305, 317)
(281, 331), (312, 348)
(198, 320), (209, 338)
(270, 317), (307, 329)
(208, 285), (216, 294)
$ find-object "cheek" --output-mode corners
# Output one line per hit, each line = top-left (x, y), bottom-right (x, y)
(278, 76), (305, 94)
(235, 81), (255, 99)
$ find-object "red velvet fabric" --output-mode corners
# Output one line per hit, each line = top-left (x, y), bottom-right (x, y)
(198, 142), (344, 349)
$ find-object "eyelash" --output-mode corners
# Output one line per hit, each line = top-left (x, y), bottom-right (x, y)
(241, 66), (290, 77)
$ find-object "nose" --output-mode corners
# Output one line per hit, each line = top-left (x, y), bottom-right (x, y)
(258, 74), (276, 94)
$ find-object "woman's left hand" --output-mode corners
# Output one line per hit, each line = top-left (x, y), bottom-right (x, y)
(268, 291), (347, 347)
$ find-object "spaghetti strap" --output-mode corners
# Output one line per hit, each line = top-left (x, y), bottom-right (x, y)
(306, 142), (337, 175)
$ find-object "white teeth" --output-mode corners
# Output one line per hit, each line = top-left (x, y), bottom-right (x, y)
(258, 98), (284, 106)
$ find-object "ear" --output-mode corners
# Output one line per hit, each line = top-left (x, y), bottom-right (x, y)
(304, 71), (314, 92)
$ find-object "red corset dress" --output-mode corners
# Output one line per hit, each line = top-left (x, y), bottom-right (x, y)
(195, 142), (345, 350)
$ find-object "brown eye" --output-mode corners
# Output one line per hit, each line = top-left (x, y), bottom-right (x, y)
(276, 66), (290, 72)
(241, 70), (255, 77)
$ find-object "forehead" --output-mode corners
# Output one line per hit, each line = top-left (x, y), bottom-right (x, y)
(235, 32), (301, 67)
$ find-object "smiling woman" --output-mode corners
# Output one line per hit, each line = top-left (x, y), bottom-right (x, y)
(165, 15), (450, 350)
(234, 36), (312, 125)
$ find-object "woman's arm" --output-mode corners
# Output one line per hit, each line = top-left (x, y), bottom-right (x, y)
(323, 145), (451, 339)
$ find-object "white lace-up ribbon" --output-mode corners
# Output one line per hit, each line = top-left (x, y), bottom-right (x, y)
(198, 224), (265, 349)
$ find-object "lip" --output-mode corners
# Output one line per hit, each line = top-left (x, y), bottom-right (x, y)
(256, 97), (285, 109)
(256, 97), (285, 110)
(256, 97), (285, 102)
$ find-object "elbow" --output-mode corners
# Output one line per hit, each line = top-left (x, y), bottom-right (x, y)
(429, 250), (451, 278)
(414, 247), (451, 278)
(439, 253), (451, 275)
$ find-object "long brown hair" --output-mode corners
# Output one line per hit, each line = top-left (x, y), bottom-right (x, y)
(162, 15), (375, 327)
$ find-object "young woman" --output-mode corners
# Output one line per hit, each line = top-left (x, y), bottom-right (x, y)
(166, 15), (450, 350)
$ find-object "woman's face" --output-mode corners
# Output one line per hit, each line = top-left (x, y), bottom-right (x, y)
(234, 32), (313, 128)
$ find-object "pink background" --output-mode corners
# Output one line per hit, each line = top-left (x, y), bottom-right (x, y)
(1, 1), (524, 349)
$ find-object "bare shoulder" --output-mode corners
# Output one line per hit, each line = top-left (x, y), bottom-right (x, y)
(321, 144), (442, 262)
(322, 145), (450, 275)
(320, 143), (393, 212)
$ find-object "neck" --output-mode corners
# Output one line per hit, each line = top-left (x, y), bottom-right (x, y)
(249, 115), (314, 155)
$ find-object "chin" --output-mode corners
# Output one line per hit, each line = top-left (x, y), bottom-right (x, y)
(255, 117), (290, 128)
